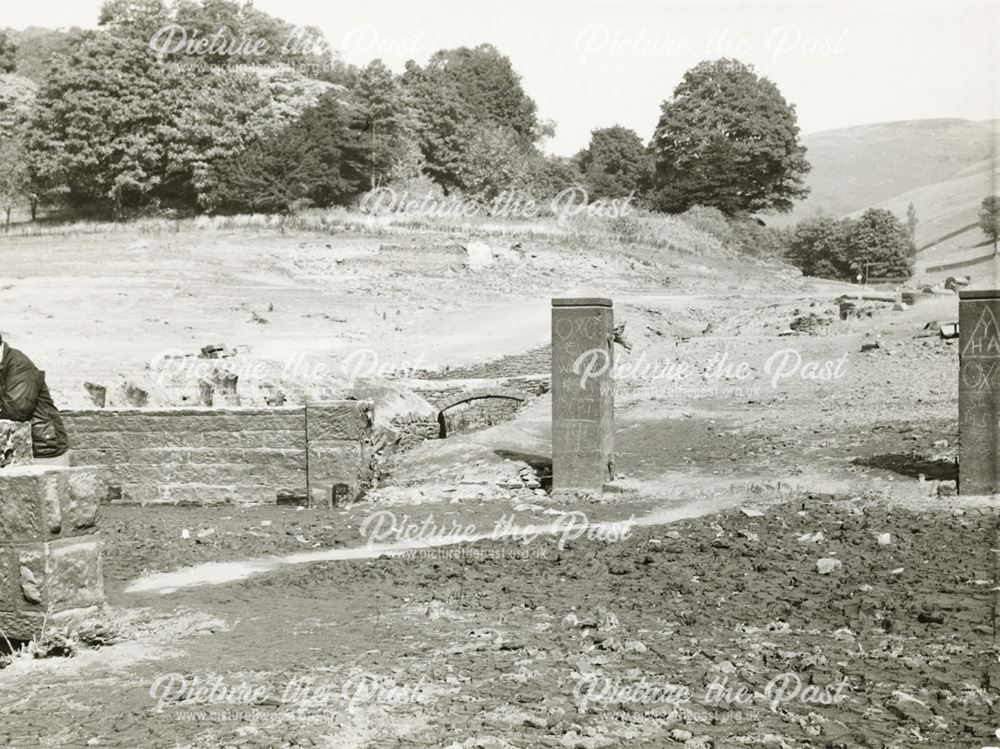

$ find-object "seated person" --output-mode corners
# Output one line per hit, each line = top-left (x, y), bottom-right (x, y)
(0, 335), (69, 463)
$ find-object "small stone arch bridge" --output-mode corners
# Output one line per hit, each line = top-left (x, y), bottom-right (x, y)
(434, 388), (530, 438)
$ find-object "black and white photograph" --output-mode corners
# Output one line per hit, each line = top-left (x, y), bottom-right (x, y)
(0, 0), (998, 746)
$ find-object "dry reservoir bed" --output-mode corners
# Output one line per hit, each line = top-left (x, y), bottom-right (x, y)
(1, 495), (997, 749)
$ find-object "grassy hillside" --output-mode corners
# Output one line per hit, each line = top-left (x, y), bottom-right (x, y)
(864, 156), (998, 281)
(769, 119), (997, 226)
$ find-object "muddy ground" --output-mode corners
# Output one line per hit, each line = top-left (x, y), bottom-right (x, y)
(1, 497), (997, 748)
(1, 226), (999, 748)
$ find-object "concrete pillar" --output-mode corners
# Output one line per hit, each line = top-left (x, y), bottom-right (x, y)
(958, 289), (1000, 494)
(551, 297), (614, 492)
(0, 464), (105, 640)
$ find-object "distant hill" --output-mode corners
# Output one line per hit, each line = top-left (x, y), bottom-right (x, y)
(765, 118), (998, 283)
(768, 119), (997, 227)
(866, 155), (998, 280)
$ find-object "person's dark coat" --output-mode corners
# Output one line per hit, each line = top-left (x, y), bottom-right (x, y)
(0, 345), (69, 458)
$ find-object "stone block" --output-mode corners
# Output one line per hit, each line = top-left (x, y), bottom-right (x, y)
(307, 441), (366, 507)
(0, 420), (33, 468)
(306, 401), (374, 442)
(0, 548), (14, 611)
(0, 535), (104, 640)
(0, 606), (101, 643)
(0, 466), (102, 543)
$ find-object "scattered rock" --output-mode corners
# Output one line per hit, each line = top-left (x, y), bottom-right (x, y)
(790, 312), (832, 334)
(83, 382), (107, 408)
(889, 690), (933, 722)
(936, 480), (957, 497)
(199, 343), (230, 359)
(816, 558), (842, 575)
(198, 379), (214, 406)
(122, 382), (149, 407)
(939, 322), (959, 340)
(463, 241), (494, 270)
(612, 322), (632, 350)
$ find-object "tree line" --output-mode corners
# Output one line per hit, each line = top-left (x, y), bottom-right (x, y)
(0, 0), (932, 282)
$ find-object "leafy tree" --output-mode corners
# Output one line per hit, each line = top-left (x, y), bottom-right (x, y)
(402, 44), (543, 192)
(577, 125), (649, 200)
(785, 216), (852, 279)
(3, 28), (78, 84)
(98, 0), (171, 41)
(0, 136), (30, 228)
(28, 22), (332, 215)
(27, 31), (171, 216)
(99, 0), (332, 69)
(649, 58), (810, 215)
(844, 208), (915, 281)
(979, 195), (1000, 246)
(528, 155), (583, 199)
(0, 74), (36, 223)
(453, 125), (541, 201)
(207, 92), (365, 213)
(168, 0), (328, 66)
(0, 74), (37, 142)
(159, 64), (335, 208)
(352, 60), (413, 189)
(0, 31), (17, 73)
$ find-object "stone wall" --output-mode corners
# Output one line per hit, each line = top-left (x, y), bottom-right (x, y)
(0, 464), (105, 641)
(441, 398), (523, 437)
(388, 415), (441, 450)
(61, 402), (373, 506)
(380, 377), (548, 451)
(409, 346), (551, 381)
(409, 376), (549, 407)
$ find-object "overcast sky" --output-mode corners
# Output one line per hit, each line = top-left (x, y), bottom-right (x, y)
(6, 0), (998, 155)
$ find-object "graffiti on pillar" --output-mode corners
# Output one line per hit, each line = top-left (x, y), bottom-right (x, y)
(961, 304), (1000, 358)
(551, 301), (614, 490)
(960, 359), (1000, 391)
(958, 297), (1000, 494)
